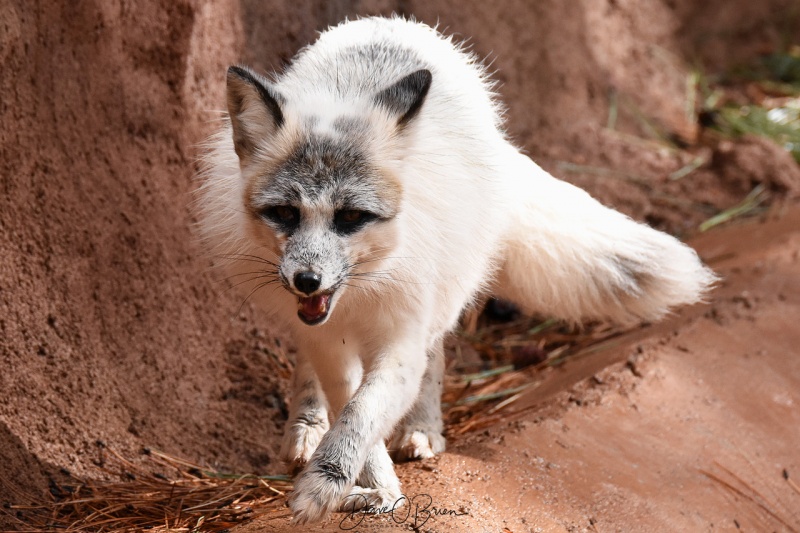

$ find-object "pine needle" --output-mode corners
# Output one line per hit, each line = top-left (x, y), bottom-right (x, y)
(699, 185), (769, 232)
(668, 156), (705, 180)
(455, 384), (530, 406)
(460, 365), (515, 383)
(3, 447), (293, 533)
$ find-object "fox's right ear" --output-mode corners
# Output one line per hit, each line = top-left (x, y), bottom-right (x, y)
(375, 69), (432, 127)
(226, 66), (284, 162)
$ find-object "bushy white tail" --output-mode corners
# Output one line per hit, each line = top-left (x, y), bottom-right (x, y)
(492, 149), (718, 324)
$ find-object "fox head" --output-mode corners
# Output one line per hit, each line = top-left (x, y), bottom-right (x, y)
(225, 66), (431, 325)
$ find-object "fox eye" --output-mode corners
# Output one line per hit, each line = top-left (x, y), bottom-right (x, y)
(334, 209), (376, 235)
(262, 205), (300, 231)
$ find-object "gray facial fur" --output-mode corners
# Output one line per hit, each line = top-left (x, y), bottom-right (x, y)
(252, 135), (400, 294)
(256, 136), (397, 217)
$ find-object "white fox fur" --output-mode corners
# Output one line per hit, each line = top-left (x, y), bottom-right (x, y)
(197, 16), (716, 524)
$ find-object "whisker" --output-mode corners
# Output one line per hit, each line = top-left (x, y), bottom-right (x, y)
(224, 275), (280, 293)
(351, 271), (433, 286)
(236, 280), (281, 316)
(347, 255), (421, 270)
(346, 277), (396, 292)
(340, 282), (372, 293)
(348, 270), (403, 281)
(217, 253), (280, 267)
(216, 270), (279, 283)
(348, 270), (398, 278)
(344, 277), (418, 300)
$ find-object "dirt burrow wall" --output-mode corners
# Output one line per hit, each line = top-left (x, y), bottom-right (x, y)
(0, 0), (274, 502)
(0, 0), (796, 515)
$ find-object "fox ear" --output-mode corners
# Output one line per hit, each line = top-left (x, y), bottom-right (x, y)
(226, 66), (284, 162)
(375, 69), (432, 126)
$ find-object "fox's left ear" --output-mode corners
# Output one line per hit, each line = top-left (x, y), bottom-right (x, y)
(374, 69), (432, 126)
(226, 66), (285, 163)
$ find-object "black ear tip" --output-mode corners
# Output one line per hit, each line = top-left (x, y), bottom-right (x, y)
(227, 65), (252, 84)
(375, 68), (434, 126)
(225, 64), (285, 129)
(409, 69), (432, 93)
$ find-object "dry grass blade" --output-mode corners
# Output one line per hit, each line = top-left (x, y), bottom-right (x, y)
(4, 447), (293, 533)
(607, 88), (619, 130)
(699, 185), (769, 232)
(454, 384), (531, 406)
(556, 161), (651, 186)
(445, 312), (625, 434)
(460, 364), (515, 383)
(668, 156), (705, 181)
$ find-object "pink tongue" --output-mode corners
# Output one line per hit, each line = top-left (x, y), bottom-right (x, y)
(299, 294), (329, 319)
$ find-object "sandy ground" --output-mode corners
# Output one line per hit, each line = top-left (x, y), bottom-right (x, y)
(232, 205), (800, 532)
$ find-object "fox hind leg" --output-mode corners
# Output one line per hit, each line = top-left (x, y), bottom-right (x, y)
(280, 355), (330, 473)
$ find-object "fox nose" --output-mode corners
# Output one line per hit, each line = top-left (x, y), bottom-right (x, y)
(294, 271), (321, 294)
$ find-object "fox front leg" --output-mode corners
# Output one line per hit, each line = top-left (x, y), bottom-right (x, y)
(340, 440), (402, 513)
(290, 338), (427, 524)
(280, 354), (329, 473)
(390, 340), (445, 460)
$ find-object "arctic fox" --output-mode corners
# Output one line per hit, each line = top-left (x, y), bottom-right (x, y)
(197, 16), (716, 523)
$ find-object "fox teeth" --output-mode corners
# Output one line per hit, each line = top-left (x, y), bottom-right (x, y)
(297, 297), (327, 314)
(298, 294), (331, 319)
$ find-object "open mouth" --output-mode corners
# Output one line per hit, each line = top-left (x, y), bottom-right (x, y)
(297, 293), (332, 325)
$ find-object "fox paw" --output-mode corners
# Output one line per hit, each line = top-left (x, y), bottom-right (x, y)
(280, 417), (329, 474)
(339, 485), (404, 513)
(290, 466), (349, 524)
(389, 429), (446, 461)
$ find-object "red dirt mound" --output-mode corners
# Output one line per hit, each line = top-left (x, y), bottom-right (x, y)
(0, 0), (287, 499)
